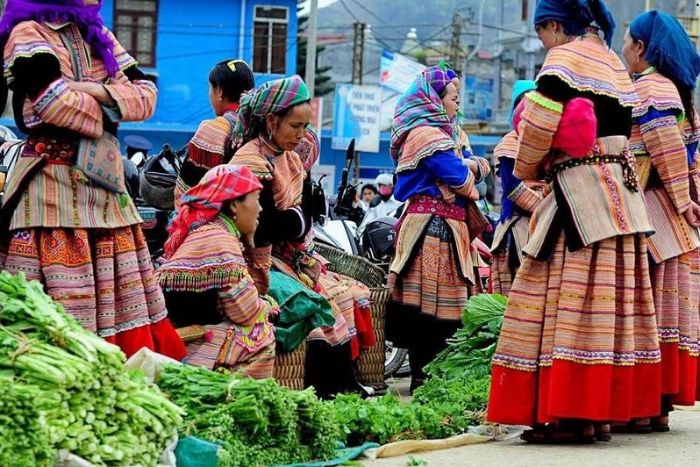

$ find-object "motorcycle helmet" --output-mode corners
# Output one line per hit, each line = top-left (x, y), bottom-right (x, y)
(139, 152), (177, 211)
(361, 216), (397, 262)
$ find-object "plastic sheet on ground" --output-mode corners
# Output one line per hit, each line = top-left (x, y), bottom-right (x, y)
(675, 403), (700, 411)
(125, 347), (182, 383)
(359, 424), (526, 460)
(55, 437), (178, 467)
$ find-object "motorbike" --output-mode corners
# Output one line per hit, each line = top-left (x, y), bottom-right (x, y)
(123, 143), (184, 261)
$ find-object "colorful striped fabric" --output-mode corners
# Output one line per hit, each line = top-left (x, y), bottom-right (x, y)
(632, 71), (684, 119)
(2, 225), (186, 360)
(390, 66), (455, 161)
(489, 233), (662, 425)
(651, 249), (700, 405)
(232, 137), (305, 210)
(390, 217), (471, 321)
(174, 111), (238, 207)
(157, 218), (276, 374)
(537, 35), (639, 109)
(518, 89), (653, 259)
(2, 20), (157, 230)
(4, 22), (155, 136)
(395, 126), (456, 174)
(630, 71), (700, 263)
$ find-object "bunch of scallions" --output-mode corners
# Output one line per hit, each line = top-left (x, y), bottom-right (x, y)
(0, 271), (183, 466)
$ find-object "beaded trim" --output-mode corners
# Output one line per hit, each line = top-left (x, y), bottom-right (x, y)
(545, 151), (639, 193)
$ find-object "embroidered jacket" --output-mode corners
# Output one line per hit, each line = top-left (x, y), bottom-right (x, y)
(3, 20), (156, 229)
(517, 35), (653, 260)
(157, 217), (276, 371)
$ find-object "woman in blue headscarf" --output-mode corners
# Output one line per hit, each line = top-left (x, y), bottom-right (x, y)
(489, 80), (544, 296)
(622, 9), (700, 432)
(488, 0), (661, 443)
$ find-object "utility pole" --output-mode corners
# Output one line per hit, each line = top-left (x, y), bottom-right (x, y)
(449, 12), (462, 67)
(351, 22), (365, 181)
(351, 22), (365, 85)
(304, 0), (319, 97)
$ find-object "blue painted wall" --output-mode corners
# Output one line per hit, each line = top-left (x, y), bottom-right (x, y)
(101, 0), (298, 127)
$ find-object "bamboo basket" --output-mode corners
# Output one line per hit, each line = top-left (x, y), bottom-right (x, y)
(314, 243), (389, 391)
(273, 340), (307, 390)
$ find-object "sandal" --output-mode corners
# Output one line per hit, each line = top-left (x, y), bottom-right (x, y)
(610, 419), (652, 434)
(594, 423), (612, 442)
(651, 415), (670, 433)
(520, 423), (596, 444)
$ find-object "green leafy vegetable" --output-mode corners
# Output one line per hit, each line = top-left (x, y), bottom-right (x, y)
(157, 363), (340, 467)
(0, 271), (182, 466)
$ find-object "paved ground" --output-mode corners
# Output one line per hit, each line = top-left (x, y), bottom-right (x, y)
(363, 378), (700, 467)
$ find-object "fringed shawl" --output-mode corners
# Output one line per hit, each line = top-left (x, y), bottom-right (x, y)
(158, 219), (248, 293)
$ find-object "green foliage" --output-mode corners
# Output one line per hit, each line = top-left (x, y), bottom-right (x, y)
(424, 294), (506, 380)
(158, 364), (340, 467)
(0, 271), (182, 466)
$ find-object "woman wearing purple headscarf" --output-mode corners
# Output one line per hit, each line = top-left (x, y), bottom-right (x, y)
(386, 65), (490, 392)
(0, 0), (186, 360)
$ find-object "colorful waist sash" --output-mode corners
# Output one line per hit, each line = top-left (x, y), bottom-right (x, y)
(406, 196), (465, 221)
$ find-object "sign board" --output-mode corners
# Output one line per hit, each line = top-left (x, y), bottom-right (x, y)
(309, 97), (324, 132)
(332, 83), (381, 153)
(462, 76), (494, 121)
(379, 49), (426, 130)
(379, 49), (426, 94)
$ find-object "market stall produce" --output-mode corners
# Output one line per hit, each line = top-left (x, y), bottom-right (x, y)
(157, 363), (340, 467)
(0, 271), (183, 466)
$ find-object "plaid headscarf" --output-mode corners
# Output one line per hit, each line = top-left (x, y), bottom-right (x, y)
(390, 66), (455, 160)
(631, 10), (700, 89)
(164, 165), (263, 258)
(234, 75), (311, 146)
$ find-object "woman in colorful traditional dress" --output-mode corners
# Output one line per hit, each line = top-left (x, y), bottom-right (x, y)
(487, 0), (662, 443)
(230, 75), (373, 397)
(158, 165), (276, 378)
(490, 80), (543, 296)
(0, 0), (185, 359)
(386, 66), (491, 392)
(622, 10), (700, 432)
(174, 59), (255, 206)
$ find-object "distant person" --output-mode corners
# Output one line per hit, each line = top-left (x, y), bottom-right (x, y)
(175, 59), (255, 207)
(357, 173), (402, 235)
(360, 183), (378, 211)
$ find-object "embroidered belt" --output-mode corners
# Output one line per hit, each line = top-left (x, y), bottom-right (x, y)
(24, 135), (79, 165)
(545, 151), (639, 193)
(406, 196), (466, 221)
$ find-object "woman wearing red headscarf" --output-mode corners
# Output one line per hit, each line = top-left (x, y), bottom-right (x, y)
(158, 165), (277, 378)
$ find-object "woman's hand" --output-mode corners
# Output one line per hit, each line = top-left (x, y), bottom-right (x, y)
(463, 158), (479, 174)
(67, 81), (116, 106)
(683, 202), (700, 228)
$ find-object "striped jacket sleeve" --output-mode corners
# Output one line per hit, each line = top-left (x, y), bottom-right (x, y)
(218, 274), (270, 327)
(514, 91), (564, 180)
(637, 108), (691, 213)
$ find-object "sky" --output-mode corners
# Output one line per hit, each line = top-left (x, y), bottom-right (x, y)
(299, 0), (338, 15)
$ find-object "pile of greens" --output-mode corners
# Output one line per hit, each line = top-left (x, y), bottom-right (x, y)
(331, 377), (490, 446)
(0, 271), (183, 466)
(157, 363), (340, 467)
(425, 293), (506, 380)
(329, 294), (506, 447)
